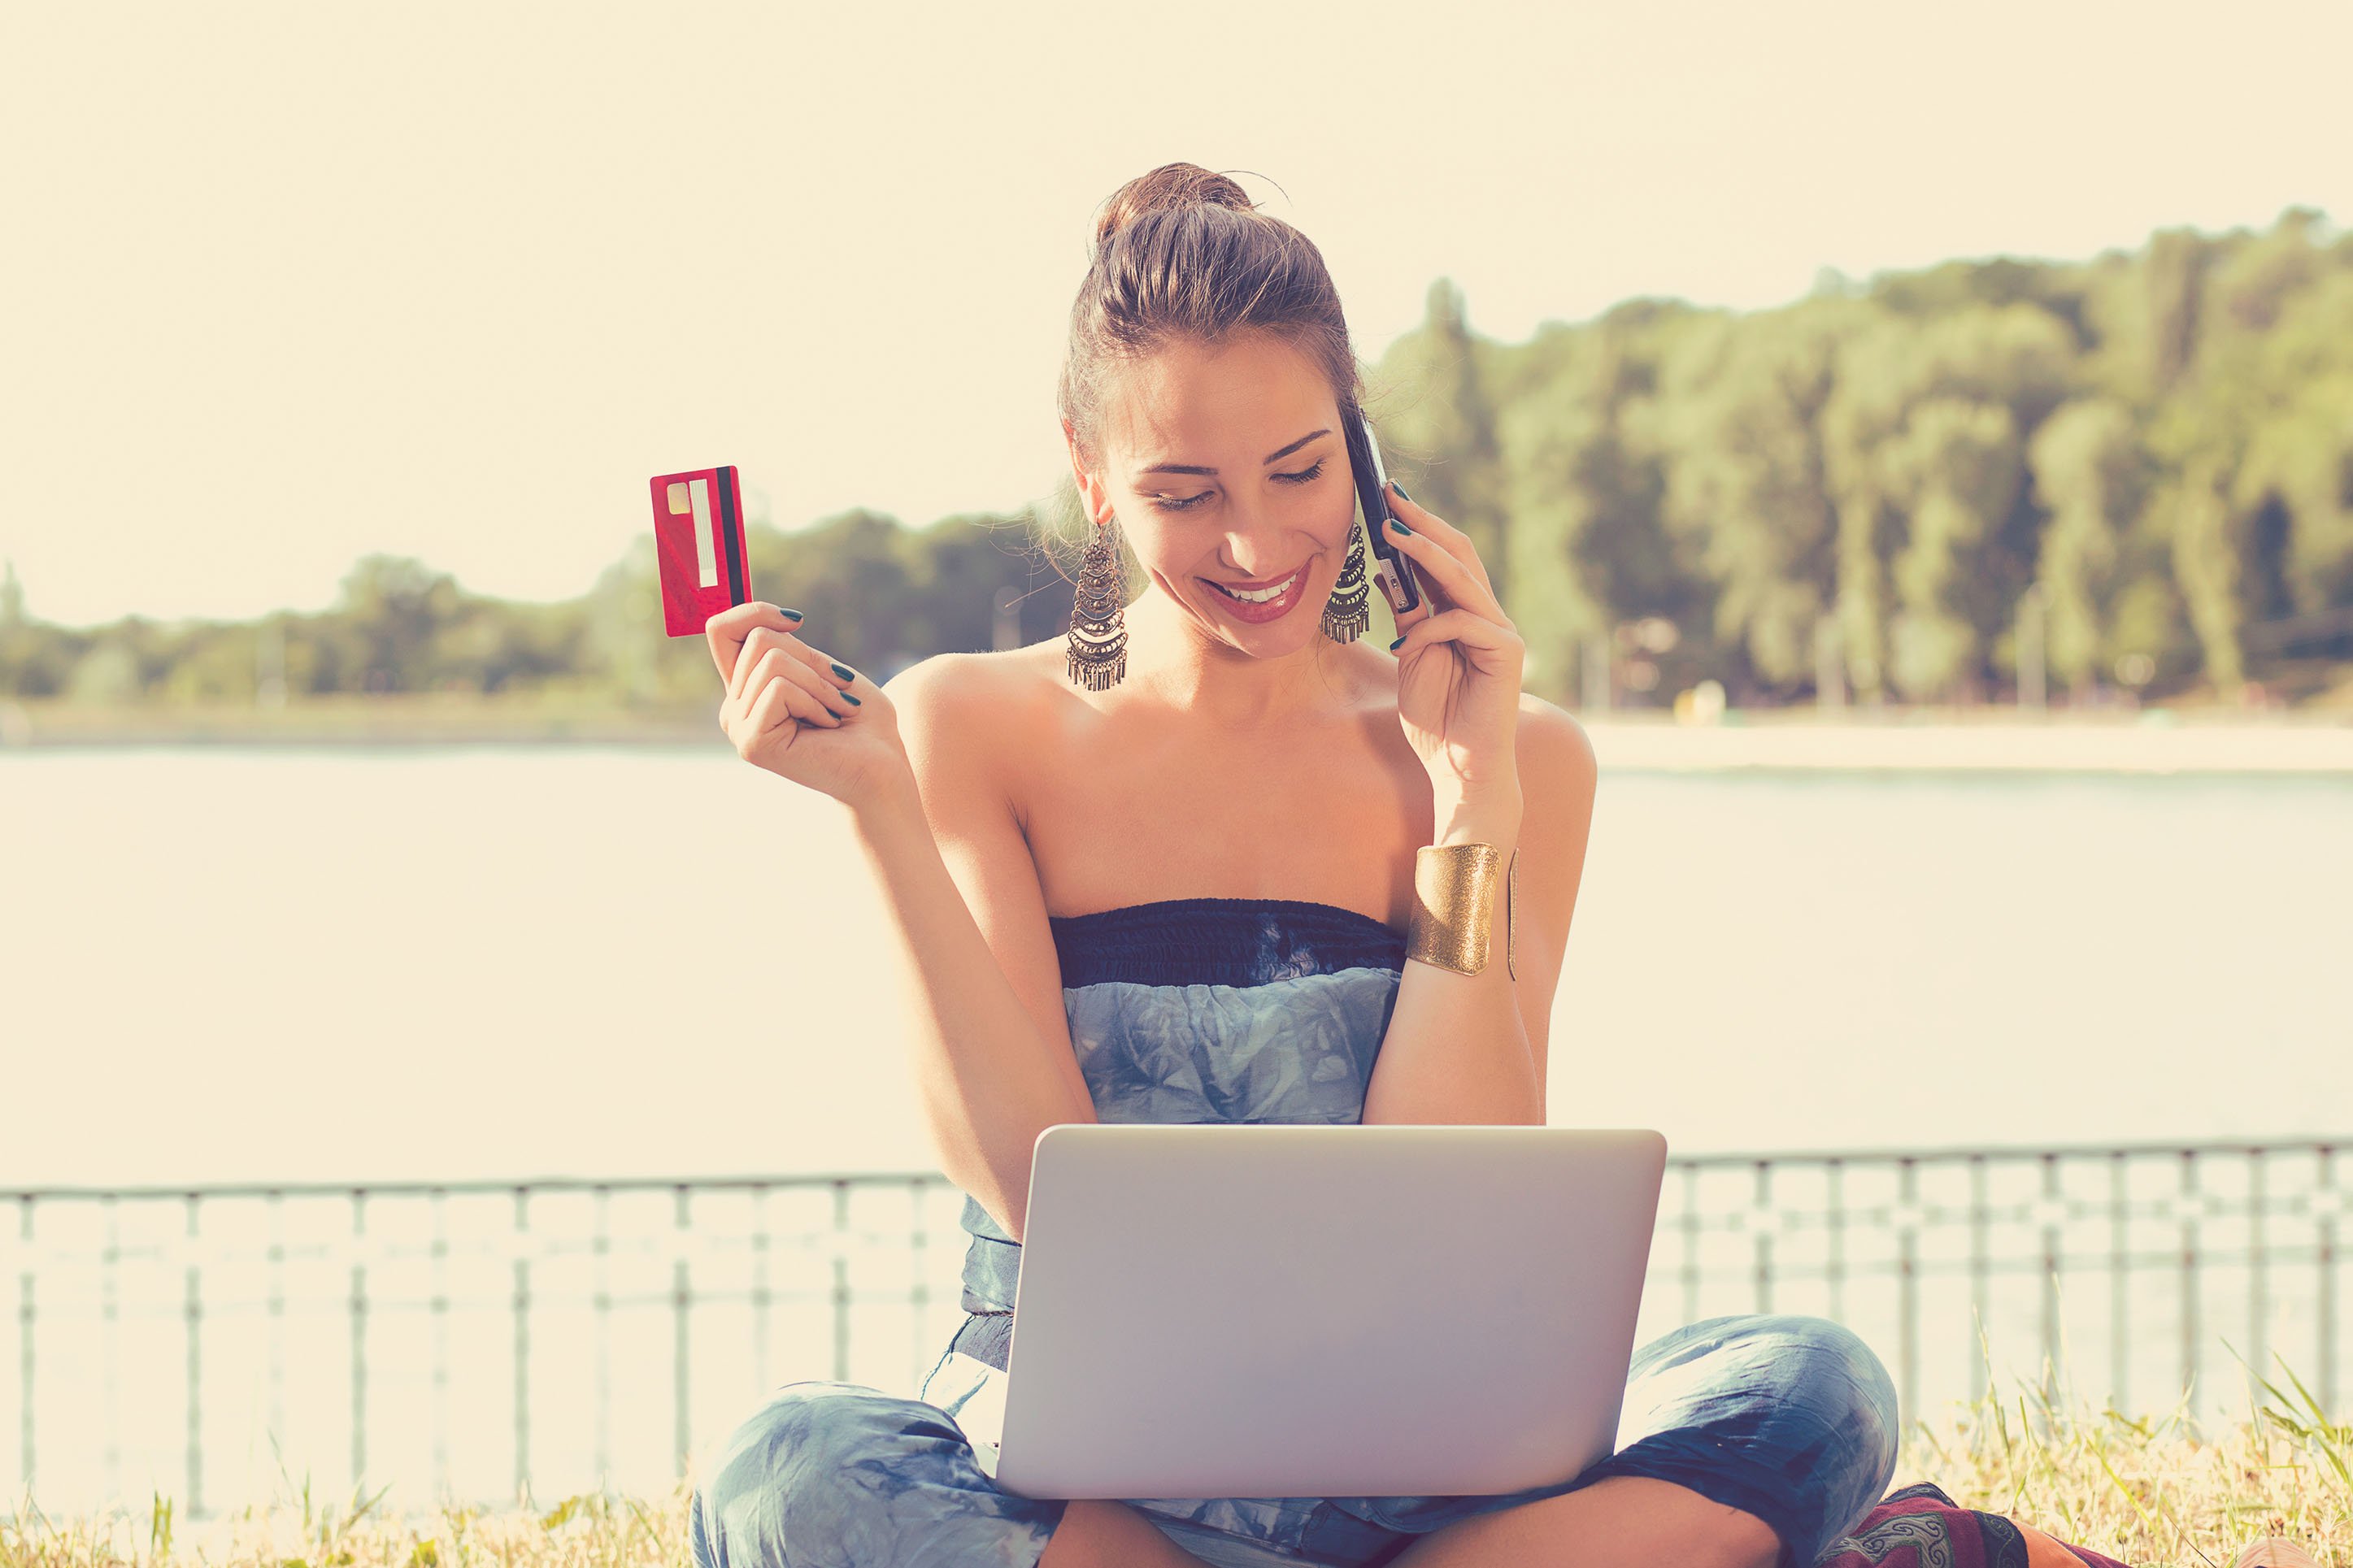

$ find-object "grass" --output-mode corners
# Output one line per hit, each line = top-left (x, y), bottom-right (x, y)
(3, 1371), (2346, 1568)
(1901, 1358), (2351, 1566)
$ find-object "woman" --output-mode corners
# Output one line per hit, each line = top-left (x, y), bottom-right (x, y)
(685, 163), (1901, 1568)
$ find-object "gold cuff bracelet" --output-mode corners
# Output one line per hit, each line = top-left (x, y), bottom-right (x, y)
(1406, 841), (1519, 979)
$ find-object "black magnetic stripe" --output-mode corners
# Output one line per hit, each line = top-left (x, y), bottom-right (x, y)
(717, 466), (746, 603)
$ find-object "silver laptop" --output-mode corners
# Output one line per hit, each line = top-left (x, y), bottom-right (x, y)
(987, 1123), (1666, 1501)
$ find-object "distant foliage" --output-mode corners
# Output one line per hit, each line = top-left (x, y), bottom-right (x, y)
(6, 210), (2349, 710)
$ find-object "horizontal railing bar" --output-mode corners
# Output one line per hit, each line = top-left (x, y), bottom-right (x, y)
(10, 1251), (2334, 1302)
(6, 1137), (2340, 1204)
(1668, 1138), (2342, 1167)
(2, 1173), (954, 1202)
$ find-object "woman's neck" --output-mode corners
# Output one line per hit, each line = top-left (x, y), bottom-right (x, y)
(1116, 586), (1362, 732)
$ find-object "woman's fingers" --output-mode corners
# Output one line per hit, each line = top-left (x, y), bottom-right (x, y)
(769, 669), (846, 728)
(707, 602), (802, 686)
(1393, 606), (1524, 663)
(726, 622), (842, 712)
(1381, 485), (1505, 623)
(732, 666), (838, 750)
(736, 646), (845, 725)
(742, 671), (803, 740)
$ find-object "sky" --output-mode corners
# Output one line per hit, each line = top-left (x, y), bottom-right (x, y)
(4, 0), (2350, 630)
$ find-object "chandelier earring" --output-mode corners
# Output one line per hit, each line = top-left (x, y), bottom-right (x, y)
(1320, 516), (1372, 644)
(1065, 512), (1129, 690)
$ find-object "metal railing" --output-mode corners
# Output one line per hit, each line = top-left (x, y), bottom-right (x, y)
(3, 1138), (2342, 1519)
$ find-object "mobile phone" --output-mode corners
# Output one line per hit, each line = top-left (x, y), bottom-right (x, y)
(1344, 407), (1423, 618)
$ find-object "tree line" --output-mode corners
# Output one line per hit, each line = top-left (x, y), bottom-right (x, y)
(5, 208), (2348, 712)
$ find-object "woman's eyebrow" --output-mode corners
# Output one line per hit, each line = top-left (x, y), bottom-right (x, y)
(1138, 428), (1330, 476)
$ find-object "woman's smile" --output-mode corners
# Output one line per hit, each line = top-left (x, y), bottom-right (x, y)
(1199, 560), (1312, 622)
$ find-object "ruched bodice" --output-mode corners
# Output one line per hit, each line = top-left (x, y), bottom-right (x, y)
(955, 897), (1407, 1339)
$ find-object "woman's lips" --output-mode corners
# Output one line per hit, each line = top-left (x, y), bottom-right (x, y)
(1199, 563), (1310, 622)
(1202, 565), (1306, 593)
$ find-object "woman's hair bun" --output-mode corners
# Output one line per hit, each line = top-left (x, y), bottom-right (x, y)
(1092, 163), (1257, 258)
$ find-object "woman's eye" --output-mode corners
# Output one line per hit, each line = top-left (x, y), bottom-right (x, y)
(1149, 459), (1325, 513)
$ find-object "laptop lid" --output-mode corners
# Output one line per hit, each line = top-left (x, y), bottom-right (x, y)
(990, 1123), (1666, 1500)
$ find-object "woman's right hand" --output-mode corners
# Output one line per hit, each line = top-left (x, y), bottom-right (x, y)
(707, 602), (912, 811)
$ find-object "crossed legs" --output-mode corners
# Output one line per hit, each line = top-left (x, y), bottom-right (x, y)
(1037, 1481), (1781, 1568)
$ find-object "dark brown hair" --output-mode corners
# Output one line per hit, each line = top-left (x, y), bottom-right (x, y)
(1056, 163), (1367, 482)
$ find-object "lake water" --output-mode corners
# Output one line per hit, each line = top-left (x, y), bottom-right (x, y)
(2, 747), (2348, 1516)
(3, 747), (2346, 1188)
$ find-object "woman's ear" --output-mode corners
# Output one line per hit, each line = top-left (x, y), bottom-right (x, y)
(1063, 423), (1109, 525)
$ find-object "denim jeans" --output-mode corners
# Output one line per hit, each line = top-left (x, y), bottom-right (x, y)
(688, 1312), (1900, 1568)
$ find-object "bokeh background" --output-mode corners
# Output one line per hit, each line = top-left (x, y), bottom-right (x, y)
(3, 0), (2349, 1532)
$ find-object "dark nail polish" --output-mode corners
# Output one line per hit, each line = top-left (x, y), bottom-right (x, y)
(830, 662), (854, 680)
(841, 692), (862, 706)
(779, 606), (804, 621)
(1387, 517), (1411, 535)
(1389, 480), (1411, 502)
(1389, 636), (1406, 650)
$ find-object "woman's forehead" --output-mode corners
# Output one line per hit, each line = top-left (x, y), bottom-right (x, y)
(1104, 337), (1330, 466)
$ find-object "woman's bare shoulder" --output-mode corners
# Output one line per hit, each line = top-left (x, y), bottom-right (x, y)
(881, 644), (1062, 769)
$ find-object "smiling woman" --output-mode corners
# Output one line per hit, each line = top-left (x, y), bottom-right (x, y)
(689, 161), (1894, 1568)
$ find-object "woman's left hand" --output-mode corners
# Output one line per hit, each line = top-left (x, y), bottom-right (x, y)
(1375, 480), (1525, 802)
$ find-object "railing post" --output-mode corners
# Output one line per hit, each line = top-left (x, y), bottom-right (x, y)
(2040, 1153), (2060, 1409)
(513, 1186), (531, 1505)
(185, 1194), (203, 1519)
(2108, 1152), (2128, 1411)
(2320, 1147), (2339, 1417)
(267, 1192), (286, 1457)
(103, 1195), (120, 1504)
(2179, 1151), (2201, 1418)
(674, 1184), (694, 1481)
(833, 1181), (852, 1383)
(1751, 1161), (1772, 1316)
(1968, 1156), (1989, 1404)
(1825, 1160), (1846, 1323)
(15, 1196), (32, 1498)
(2247, 1147), (2268, 1385)
(594, 1185), (612, 1488)
(350, 1189), (368, 1496)
(1679, 1163), (1699, 1325)
(752, 1184), (772, 1394)
(430, 1188), (450, 1505)
(1898, 1158), (1919, 1426)
(909, 1178), (930, 1395)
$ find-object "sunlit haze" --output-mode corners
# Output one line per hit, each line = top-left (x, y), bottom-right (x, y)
(5, 0), (2348, 627)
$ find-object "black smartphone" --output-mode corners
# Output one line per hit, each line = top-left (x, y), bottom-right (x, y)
(1344, 406), (1424, 618)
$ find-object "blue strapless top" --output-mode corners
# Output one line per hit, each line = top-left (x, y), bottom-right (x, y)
(954, 897), (1407, 1356)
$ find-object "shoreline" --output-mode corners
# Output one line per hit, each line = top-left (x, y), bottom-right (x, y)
(3, 698), (2351, 773)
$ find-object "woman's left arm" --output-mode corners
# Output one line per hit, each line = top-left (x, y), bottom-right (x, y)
(1492, 704), (1598, 1096)
(1360, 708), (1594, 1123)
(1358, 481), (1599, 1124)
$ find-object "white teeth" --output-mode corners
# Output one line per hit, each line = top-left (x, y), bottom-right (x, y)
(1216, 570), (1299, 604)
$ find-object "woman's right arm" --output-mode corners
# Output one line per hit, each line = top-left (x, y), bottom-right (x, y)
(855, 654), (1098, 1242)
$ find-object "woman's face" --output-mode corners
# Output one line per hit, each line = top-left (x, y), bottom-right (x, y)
(1068, 332), (1358, 653)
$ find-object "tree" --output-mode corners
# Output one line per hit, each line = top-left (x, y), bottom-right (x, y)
(2029, 399), (2155, 694)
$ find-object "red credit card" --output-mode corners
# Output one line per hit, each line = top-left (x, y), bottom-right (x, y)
(650, 465), (750, 636)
